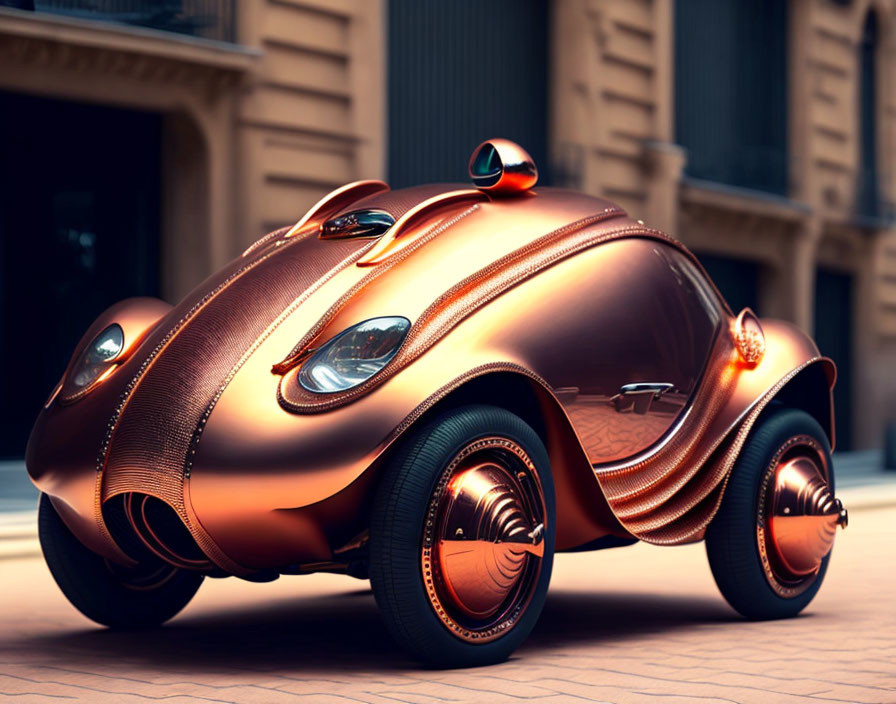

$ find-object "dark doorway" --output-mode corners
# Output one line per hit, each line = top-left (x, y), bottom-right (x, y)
(696, 253), (761, 315)
(813, 268), (854, 450)
(0, 91), (162, 458)
(387, 0), (549, 188)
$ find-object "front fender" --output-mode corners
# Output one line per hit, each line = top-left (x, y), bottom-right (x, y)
(26, 297), (172, 563)
(189, 332), (564, 568)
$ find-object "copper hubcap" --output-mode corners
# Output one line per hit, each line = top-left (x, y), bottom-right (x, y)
(757, 435), (847, 597)
(422, 437), (546, 642)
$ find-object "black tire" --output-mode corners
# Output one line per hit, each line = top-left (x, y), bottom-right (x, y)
(705, 408), (834, 620)
(39, 493), (204, 628)
(369, 404), (555, 668)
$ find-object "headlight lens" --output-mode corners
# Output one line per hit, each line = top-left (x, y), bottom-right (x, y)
(298, 316), (410, 393)
(72, 324), (124, 389)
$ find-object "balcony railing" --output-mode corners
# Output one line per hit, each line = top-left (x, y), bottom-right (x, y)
(25, 1), (236, 43)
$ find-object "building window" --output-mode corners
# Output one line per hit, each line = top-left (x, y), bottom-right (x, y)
(858, 10), (879, 217)
(674, 0), (788, 195)
(387, 0), (549, 188)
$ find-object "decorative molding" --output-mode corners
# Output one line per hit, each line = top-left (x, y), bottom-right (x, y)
(0, 8), (258, 100)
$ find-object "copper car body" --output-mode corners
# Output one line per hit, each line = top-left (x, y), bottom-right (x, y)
(27, 140), (837, 580)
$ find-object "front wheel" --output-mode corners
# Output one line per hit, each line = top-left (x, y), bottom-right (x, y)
(39, 493), (204, 628)
(369, 405), (555, 668)
(706, 408), (847, 620)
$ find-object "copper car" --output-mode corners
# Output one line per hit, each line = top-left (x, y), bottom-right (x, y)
(27, 139), (848, 667)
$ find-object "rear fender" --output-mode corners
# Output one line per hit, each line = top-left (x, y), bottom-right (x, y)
(619, 320), (836, 546)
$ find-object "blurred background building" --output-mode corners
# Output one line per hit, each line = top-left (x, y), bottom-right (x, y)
(1, 0), (894, 458)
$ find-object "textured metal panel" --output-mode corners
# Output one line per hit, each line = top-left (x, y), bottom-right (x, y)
(101, 232), (369, 571)
(640, 358), (834, 545)
(595, 338), (835, 546)
(595, 332), (737, 529)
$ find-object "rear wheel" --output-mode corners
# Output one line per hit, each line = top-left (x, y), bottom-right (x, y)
(369, 405), (555, 668)
(39, 493), (204, 628)
(706, 408), (846, 619)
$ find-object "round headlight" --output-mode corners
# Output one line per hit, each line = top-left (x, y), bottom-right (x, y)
(298, 317), (410, 393)
(72, 324), (124, 389)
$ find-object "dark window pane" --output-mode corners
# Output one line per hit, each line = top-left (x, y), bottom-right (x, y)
(814, 268), (853, 450)
(675, 0), (788, 195)
(858, 11), (879, 217)
(388, 0), (549, 188)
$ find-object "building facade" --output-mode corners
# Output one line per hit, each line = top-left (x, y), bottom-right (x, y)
(553, 0), (896, 452)
(0, 0), (893, 456)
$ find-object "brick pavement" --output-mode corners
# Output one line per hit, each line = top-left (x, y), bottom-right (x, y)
(0, 504), (894, 703)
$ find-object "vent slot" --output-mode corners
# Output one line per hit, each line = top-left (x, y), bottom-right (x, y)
(105, 493), (212, 571)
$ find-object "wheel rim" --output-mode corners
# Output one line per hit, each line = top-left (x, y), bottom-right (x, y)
(421, 437), (547, 642)
(756, 434), (847, 597)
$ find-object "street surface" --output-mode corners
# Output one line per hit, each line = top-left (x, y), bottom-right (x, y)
(1, 496), (894, 703)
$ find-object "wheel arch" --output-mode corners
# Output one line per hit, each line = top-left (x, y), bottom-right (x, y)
(662, 355), (838, 546)
(758, 357), (837, 450)
(390, 368), (631, 550)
